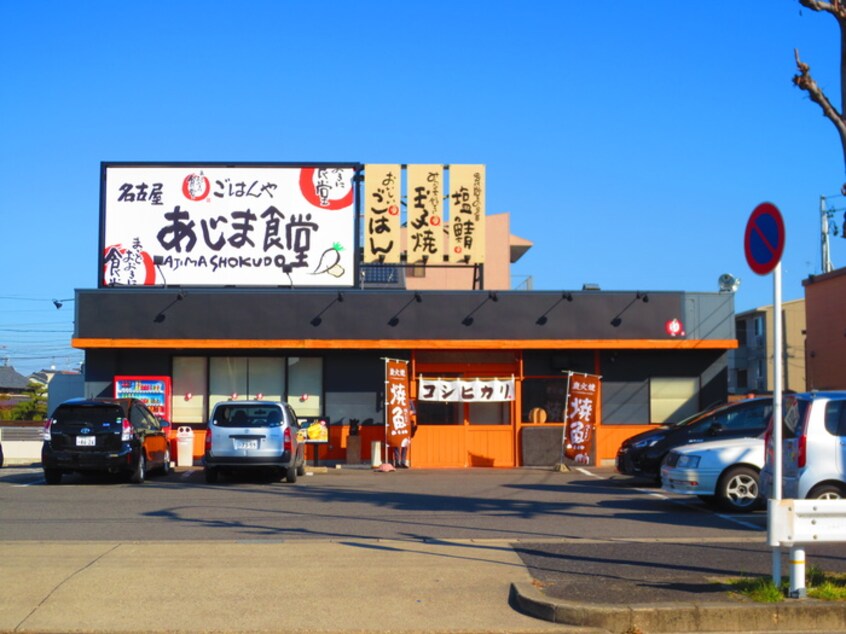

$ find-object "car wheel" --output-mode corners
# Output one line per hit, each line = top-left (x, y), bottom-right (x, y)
(297, 459), (306, 476)
(285, 466), (298, 483)
(204, 468), (218, 484)
(130, 452), (146, 484)
(44, 469), (62, 485)
(717, 466), (762, 513)
(160, 448), (171, 476)
(809, 484), (845, 500)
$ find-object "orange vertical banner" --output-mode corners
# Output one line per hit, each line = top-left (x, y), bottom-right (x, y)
(385, 359), (411, 448)
(563, 373), (601, 466)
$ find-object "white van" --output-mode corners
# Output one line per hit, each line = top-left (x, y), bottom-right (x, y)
(762, 391), (846, 499)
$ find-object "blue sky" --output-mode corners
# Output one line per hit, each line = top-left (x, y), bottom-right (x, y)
(1, 0), (844, 376)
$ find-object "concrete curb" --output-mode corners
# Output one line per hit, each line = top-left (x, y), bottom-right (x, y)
(509, 581), (846, 633)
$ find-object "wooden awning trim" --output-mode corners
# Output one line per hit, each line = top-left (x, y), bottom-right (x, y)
(72, 338), (737, 351)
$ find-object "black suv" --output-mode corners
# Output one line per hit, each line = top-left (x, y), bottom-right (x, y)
(616, 397), (774, 482)
(42, 397), (171, 484)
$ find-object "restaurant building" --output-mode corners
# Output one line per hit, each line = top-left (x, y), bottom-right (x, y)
(71, 162), (738, 468)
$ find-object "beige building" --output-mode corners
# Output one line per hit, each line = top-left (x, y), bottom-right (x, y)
(730, 299), (806, 394)
(363, 212), (533, 291)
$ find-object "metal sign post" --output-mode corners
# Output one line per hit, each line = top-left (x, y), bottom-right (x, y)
(744, 202), (786, 589)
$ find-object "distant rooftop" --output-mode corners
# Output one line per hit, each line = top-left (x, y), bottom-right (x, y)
(0, 366), (30, 391)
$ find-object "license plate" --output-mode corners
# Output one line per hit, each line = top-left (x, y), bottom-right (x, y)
(76, 436), (96, 447)
(234, 440), (258, 450)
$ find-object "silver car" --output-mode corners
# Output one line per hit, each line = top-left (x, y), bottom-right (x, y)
(203, 401), (305, 484)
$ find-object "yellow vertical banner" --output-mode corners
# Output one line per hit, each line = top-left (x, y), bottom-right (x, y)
(448, 164), (486, 263)
(406, 164), (443, 263)
(363, 164), (402, 263)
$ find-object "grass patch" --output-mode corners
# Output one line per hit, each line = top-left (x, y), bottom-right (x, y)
(727, 566), (846, 602)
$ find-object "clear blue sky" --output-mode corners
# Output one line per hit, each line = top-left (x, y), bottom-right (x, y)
(1, 0), (843, 376)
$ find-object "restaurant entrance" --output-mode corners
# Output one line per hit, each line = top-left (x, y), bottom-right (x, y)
(410, 351), (519, 468)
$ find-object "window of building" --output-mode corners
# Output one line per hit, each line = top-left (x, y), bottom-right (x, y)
(468, 401), (510, 425)
(520, 377), (567, 422)
(736, 369), (748, 391)
(209, 357), (285, 416)
(172, 357), (207, 423)
(416, 400), (462, 425)
(650, 377), (699, 424)
(736, 320), (748, 346)
(287, 357), (323, 417)
(754, 316), (764, 338)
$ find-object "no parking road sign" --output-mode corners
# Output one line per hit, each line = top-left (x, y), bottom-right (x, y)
(745, 202), (785, 275)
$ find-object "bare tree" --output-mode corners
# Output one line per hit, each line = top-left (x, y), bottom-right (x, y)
(794, 1), (846, 188)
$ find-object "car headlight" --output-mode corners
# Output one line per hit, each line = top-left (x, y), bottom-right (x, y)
(633, 435), (665, 449)
(675, 454), (701, 469)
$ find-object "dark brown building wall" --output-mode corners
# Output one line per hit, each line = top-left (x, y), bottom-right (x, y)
(804, 269), (846, 390)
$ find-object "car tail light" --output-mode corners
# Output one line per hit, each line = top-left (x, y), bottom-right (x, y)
(120, 418), (132, 442)
(204, 429), (212, 453)
(42, 419), (54, 441)
(798, 434), (807, 469)
(284, 427), (292, 452)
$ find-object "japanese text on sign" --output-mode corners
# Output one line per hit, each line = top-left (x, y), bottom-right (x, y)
(407, 165), (443, 263)
(418, 377), (515, 402)
(385, 359), (411, 448)
(101, 165), (356, 287)
(364, 164), (401, 263)
(564, 373), (600, 466)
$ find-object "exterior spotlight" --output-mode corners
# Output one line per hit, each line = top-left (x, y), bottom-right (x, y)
(562, 292), (573, 301)
(488, 291), (498, 302)
(637, 292), (649, 303)
(337, 292), (345, 302)
(414, 292), (422, 303)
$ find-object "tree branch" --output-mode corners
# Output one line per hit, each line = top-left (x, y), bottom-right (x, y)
(799, 0), (846, 18)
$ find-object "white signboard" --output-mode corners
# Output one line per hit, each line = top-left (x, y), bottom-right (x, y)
(418, 377), (515, 402)
(101, 164), (357, 287)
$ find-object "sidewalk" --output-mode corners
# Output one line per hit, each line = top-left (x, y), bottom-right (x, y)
(4, 537), (846, 634)
(0, 539), (578, 634)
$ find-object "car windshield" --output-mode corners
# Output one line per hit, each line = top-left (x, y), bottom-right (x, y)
(213, 405), (283, 428)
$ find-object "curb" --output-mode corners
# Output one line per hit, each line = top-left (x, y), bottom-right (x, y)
(509, 581), (846, 633)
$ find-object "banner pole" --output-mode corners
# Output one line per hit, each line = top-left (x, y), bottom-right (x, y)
(559, 372), (573, 466)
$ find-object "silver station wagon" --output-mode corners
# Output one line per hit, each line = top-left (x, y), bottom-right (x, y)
(203, 401), (306, 484)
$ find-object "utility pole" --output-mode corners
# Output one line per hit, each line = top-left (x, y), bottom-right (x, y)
(821, 195), (834, 274)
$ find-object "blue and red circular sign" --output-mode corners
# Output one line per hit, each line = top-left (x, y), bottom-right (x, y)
(744, 202), (785, 275)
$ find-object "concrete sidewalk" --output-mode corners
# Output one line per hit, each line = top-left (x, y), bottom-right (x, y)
(0, 539), (582, 634)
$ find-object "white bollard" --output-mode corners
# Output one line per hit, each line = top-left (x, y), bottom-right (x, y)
(789, 546), (806, 598)
(370, 441), (382, 468)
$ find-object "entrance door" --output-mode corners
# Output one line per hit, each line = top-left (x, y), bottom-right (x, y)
(412, 385), (515, 468)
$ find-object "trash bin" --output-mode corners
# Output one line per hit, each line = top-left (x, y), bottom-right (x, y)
(370, 440), (382, 468)
(176, 426), (194, 467)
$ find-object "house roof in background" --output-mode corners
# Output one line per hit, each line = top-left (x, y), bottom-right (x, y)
(0, 366), (30, 391)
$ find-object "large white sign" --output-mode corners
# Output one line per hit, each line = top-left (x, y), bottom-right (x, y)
(101, 164), (357, 287)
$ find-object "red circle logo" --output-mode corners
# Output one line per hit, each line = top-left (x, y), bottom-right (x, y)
(665, 318), (686, 337)
(299, 167), (354, 210)
(182, 173), (210, 201)
(103, 245), (156, 285)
